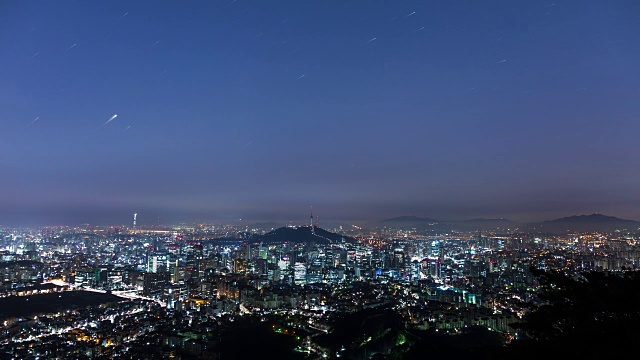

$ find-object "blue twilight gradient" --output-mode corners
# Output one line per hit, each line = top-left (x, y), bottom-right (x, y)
(1, 0), (640, 226)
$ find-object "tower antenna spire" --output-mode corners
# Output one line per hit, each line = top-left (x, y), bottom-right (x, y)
(309, 205), (315, 232)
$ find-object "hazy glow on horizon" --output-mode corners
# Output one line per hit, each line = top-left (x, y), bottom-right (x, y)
(1, 0), (640, 226)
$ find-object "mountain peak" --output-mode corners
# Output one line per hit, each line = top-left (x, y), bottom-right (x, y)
(527, 213), (640, 233)
(253, 226), (356, 244)
(550, 213), (632, 223)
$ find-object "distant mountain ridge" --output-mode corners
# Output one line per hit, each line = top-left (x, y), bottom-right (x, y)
(525, 213), (640, 233)
(548, 213), (632, 223)
(379, 213), (640, 233)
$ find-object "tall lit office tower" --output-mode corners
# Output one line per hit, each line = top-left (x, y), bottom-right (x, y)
(133, 213), (137, 229)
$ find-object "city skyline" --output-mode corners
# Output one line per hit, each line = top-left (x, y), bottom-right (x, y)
(3, 1), (640, 226)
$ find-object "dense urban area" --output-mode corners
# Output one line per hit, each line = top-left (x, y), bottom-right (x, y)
(1, 215), (640, 359)
(6, 0), (639, 358)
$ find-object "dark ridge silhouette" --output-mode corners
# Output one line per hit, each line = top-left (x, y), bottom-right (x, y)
(253, 226), (356, 244)
(493, 269), (640, 358)
(215, 317), (305, 360)
(405, 326), (504, 360)
(0, 291), (123, 320)
(314, 307), (409, 358)
(548, 213), (636, 224)
(525, 213), (640, 233)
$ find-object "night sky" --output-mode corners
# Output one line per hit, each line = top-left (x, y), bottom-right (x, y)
(2, 1), (640, 227)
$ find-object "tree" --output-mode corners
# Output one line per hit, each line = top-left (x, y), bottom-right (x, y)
(501, 268), (640, 357)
